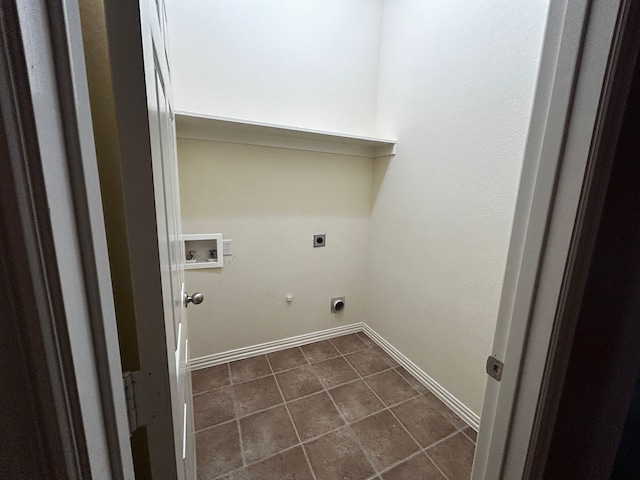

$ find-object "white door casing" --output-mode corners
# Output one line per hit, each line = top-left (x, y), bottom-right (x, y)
(473, 0), (627, 478)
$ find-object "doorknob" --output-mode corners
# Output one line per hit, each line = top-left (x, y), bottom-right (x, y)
(184, 292), (204, 307)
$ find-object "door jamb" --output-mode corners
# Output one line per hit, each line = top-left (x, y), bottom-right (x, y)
(474, 0), (634, 477)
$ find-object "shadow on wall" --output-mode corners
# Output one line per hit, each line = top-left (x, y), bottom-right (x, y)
(371, 155), (392, 213)
(179, 140), (376, 220)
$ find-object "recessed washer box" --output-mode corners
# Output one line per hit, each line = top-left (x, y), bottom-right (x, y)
(182, 233), (223, 269)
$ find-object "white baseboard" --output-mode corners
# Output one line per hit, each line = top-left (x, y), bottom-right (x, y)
(190, 322), (479, 430)
(190, 323), (363, 370)
(361, 323), (480, 430)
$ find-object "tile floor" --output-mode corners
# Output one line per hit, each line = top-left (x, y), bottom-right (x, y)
(192, 332), (476, 480)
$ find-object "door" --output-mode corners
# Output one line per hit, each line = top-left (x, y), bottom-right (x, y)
(80, 0), (196, 477)
(141, 0), (196, 478)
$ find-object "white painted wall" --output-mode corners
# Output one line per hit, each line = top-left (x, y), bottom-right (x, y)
(168, 0), (550, 415)
(178, 139), (373, 358)
(166, 0), (383, 136)
(366, 0), (549, 414)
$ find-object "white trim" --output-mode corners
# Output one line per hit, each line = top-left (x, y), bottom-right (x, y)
(175, 111), (396, 159)
(190, 323), (363, 369)
(361, 324), (480, 431)
(190, 322), (478, 430)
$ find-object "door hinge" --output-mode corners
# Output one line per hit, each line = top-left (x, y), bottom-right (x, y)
(123, 370), (166, 434)
(486, 355), (504, 382)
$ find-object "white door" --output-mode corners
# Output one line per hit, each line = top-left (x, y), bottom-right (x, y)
(140, 0), (195, 477)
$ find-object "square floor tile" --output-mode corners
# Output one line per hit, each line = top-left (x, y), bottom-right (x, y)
(234, 375), (283, 417)
(463, 427), (477, 443)
(345, 349), (392, 377)
(230, 356), (272, 384)
(312, 357), (359, 389)
(427, 432), (475, 480)
(351, 410), (420, 471)
(239, 405), (298, 463)
(391, 394), (457, 448)
(369, 346), (399, 368)
(329, 380), (384, 423)
(300, 340), (341, 363)
(276, 365), (323, 401)
(356, 332), (377, 347)
(267, 347), (308, 372)
(304, 427), (375, 480)
(395, 367), (428, 393)
(288, 392), (345, 441)
(196, 422), (242, 479)
(420, 392), (468, 429)
(192, 364), (230, 394)
(381, 453), (445, 480)
(225, 446), (313, 480)
(194, 386), (235, 431)
(365, 369), (419, 406)
(330, 334), (368, 354)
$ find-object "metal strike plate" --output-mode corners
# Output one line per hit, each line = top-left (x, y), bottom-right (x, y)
(486, 355), (504, 382)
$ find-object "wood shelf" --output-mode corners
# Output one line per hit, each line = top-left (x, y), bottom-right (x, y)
(175, 111), (396, 158)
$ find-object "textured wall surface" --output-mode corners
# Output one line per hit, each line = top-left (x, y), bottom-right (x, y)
(166, 0), (383, 136)
(168, 0), (550, 415)
(366, 0), (549, 413)
(179, 139), (373, 358)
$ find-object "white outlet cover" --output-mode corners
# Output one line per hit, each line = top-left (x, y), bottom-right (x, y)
(223, 239), (232, 256)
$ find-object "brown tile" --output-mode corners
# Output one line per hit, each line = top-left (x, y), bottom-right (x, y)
(224, 446), (313, 480)
(345, 349), (392, 377)
(330, 333), (368, 354)
(230, 356), (272, 383)
(300, 340), (340, 363)
(276, 365), (323, 401)
(234, 375), (283, 417)
(288, 392), (344, 441)
(369, 346), (399, 368)
(365, 369), (419, 406)
(304, 426), (375, 480)
(329, 380), (384, 423)
(239, 405), (298, 463)
(267, 347), (308, 372)
(192, 364), (230, 394)
(395, 367), (428, 393)
(351, 410), (419, 471)
(392, 395), (457, 448)
(312, 357), (359, 389)
(196, 422), (242, 479)
(420, 392), (468, 429)
(463, 426), (477, 443)
(427, 432), (475, 480)
(194, 386), (235, 431)
(381, 453), (445, 480)
(357, 332), (377, 347)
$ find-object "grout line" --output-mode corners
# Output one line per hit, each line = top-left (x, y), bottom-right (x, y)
(423, 429), (465, 452)
(424, 449), (451, 480)
(196, 333), (470, 479)
(227, 362), (247, 467)
(210, 443), (303, 480)
(460, 427), (477, 445)
(265, 354), (319, 480)
(366, 449), (425, 480)
(324, 381), (379, 477)
(195, 354), (421, 432)
(343, 347), (430, 476)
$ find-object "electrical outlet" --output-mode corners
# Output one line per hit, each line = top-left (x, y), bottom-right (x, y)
(223, 239), (232, 256)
